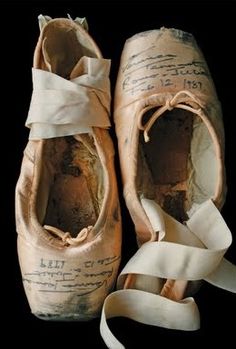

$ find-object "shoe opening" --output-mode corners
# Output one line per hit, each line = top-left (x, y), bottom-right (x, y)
(36, 135), (104, 238)
(136, 107), (218, 222)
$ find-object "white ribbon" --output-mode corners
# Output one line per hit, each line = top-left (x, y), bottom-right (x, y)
(100, 199), (236, 348)
(100, 290), (200, 349)
(26, 57), (111, 139)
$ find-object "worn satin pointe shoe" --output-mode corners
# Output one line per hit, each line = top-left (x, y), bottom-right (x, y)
(16, 15), (121, 321)
(100, 28), (236, 348)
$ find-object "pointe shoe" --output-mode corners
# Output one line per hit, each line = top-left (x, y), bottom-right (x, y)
(16, 15), (121, 321)
(100, 27), (236, 348)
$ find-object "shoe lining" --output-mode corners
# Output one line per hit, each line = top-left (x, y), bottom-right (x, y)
(137, 109), (192, 222)
(39, 136), (103, 237)
(137, 108), (217, 222)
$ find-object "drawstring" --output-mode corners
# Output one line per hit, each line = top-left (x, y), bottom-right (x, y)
(44, 224), (93, 246)
(138, 90), (205, 142)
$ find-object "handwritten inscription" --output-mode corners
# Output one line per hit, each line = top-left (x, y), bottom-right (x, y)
(22, 255), (120, 296)
(122, 53), (177, 74)
(40, 258), (65, 269)
(183, 79), (202, 90)
(122, 51), (208, 95)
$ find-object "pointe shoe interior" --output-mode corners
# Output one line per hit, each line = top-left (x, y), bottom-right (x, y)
(137, 108), (218, 222)
(36, 135), (104, 237)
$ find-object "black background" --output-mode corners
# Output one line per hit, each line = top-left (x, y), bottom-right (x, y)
(3, 0), (236, 347)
